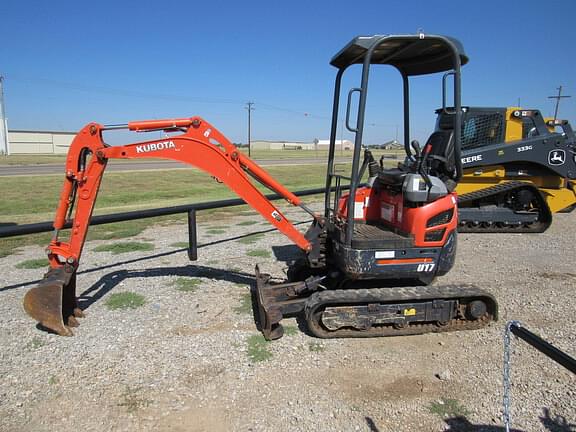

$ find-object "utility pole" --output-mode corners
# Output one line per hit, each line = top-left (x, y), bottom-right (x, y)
(0, 76), (9, 156)
(245, 102), (254, 157)
(547, 86), (571, 121)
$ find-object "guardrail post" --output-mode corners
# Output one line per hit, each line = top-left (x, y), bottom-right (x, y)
(187, 209), (197, 261)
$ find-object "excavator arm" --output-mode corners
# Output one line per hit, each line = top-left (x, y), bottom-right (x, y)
(23, 116), (315, 336)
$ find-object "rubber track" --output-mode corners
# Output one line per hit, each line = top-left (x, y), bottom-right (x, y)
(457, 181), (551, 233)
(304, 284), (497, 338)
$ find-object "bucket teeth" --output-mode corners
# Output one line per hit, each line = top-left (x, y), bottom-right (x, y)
(73, 308), (85, 318)
(66, 315), (80, 328)
(23, 267), (81, 336)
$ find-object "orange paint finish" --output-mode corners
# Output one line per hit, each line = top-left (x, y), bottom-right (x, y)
(338, 184), (458, 248)
(46, 117), (312, 269)
(128, 117), (194, 131)
(376, 257), (433, 265)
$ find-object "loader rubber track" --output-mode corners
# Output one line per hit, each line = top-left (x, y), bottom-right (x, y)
(304, 284), (497, 338)
(457, 181), (552, 233)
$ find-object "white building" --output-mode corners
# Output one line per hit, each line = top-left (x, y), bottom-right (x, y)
(316, 139), (353, 151)
(8, 130), (76, 154)
(251, 139), (353, 151)
(250, 140), (315, 151)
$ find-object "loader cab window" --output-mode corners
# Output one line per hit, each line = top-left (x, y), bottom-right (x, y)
(436, 111), (504, 150)
(460, 112), (503, 150)
(522, 117), (539, 138)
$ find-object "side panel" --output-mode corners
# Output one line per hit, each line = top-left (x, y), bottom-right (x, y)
(338, 186), (458, 247)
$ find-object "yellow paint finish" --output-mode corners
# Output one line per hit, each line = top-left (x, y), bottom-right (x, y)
(504, 107), (523, 142)
(540, 185), (576, 212)
(456, 169), (576, 214)
(544, 117), (556, 133)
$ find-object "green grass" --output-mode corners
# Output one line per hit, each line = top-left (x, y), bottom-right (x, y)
(88, 223), (146, 241)
(2, 149), (400, 165)
(0, 215), (182, 259)
(237, 233), (264, 245)
(0, 154), (346, 259)
(246, 249), (271, 258)
(237, 221), (258, 226)
(283, 325), (298, 336)
(0, 147), (398, 224)
(246, 334), (273, 362)
(15, 258), (48, 269)
(93, 242), (154, 255)
(26, 336), (46, 350)
(0, 156), (354, 258)
(0, 164), (335, 225)
(206, 228), (227, 235)
(308, 342), (325, 352)
(105, 292), (146, 310)
(233, 293), (253, 315)
(172, 277), (202, 292)
(117, 386), (151, 413)
(0, 154), (68, 165)
(48, 376), (58, 385)
(169, 242), (189, 248)
(428, 398), (470, 418)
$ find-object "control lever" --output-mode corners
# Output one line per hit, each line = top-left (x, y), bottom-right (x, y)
(411, 139), (422, 159)
(411, 139), (432, 190)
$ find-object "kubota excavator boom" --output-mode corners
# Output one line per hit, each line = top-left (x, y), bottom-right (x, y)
(23, 116), (317, 336)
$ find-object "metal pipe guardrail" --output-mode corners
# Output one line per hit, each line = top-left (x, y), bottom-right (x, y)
(0, 186), (341, 239)
(503, 321), (575, 432)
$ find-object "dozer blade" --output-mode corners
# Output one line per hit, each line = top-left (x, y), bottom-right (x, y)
(23, 267), (83, 336)
(254, 265), (325, 340)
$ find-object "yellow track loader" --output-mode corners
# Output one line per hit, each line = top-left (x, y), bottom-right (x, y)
(434, 107), (575, 232)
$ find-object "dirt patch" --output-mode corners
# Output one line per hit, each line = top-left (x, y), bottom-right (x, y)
(327, 369), (439, 402)
(537, 271), (576, 281)
(154, 406), (231, 432)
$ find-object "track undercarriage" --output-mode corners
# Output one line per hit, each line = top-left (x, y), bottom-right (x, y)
(255, 265), (497, 340)
(457, 181), (552, 233)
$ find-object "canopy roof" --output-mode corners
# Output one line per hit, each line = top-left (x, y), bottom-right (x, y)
(330, 34), (468, 75)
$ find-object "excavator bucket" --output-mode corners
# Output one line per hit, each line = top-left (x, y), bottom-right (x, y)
(23, 267), (84, 336)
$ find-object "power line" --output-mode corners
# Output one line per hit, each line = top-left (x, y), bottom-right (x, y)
(547, 85), (571, 121)
(0, 76), (8, 156)
(8, 74), (333, 121)
(8, 74), (245, 105)
(245, 102), (254, 157)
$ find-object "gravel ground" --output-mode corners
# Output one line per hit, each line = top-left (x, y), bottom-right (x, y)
(0, 204), (574, 432)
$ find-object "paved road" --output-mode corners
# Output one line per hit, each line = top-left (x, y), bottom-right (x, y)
(0, 157), (353, 176)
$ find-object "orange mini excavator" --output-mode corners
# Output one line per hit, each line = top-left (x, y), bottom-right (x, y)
(24, 33), (497, 339)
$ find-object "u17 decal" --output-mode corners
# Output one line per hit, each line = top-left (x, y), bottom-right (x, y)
(417, 263), (435, 272)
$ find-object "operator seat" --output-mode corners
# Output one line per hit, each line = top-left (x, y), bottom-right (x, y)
(375, 167), (407, 186)
(375, 130), (456, 189)
(423, 130), (456, 191)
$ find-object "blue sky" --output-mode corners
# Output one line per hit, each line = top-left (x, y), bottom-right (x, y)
(0, 0), (574, 145)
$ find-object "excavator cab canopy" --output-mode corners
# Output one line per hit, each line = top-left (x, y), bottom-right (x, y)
(330, 34), (468, 74)
(324, 33), (467, 246)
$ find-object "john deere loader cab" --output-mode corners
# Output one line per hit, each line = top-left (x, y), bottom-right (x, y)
(256, 34), (497, 340)
(435, 107), (576, 232)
